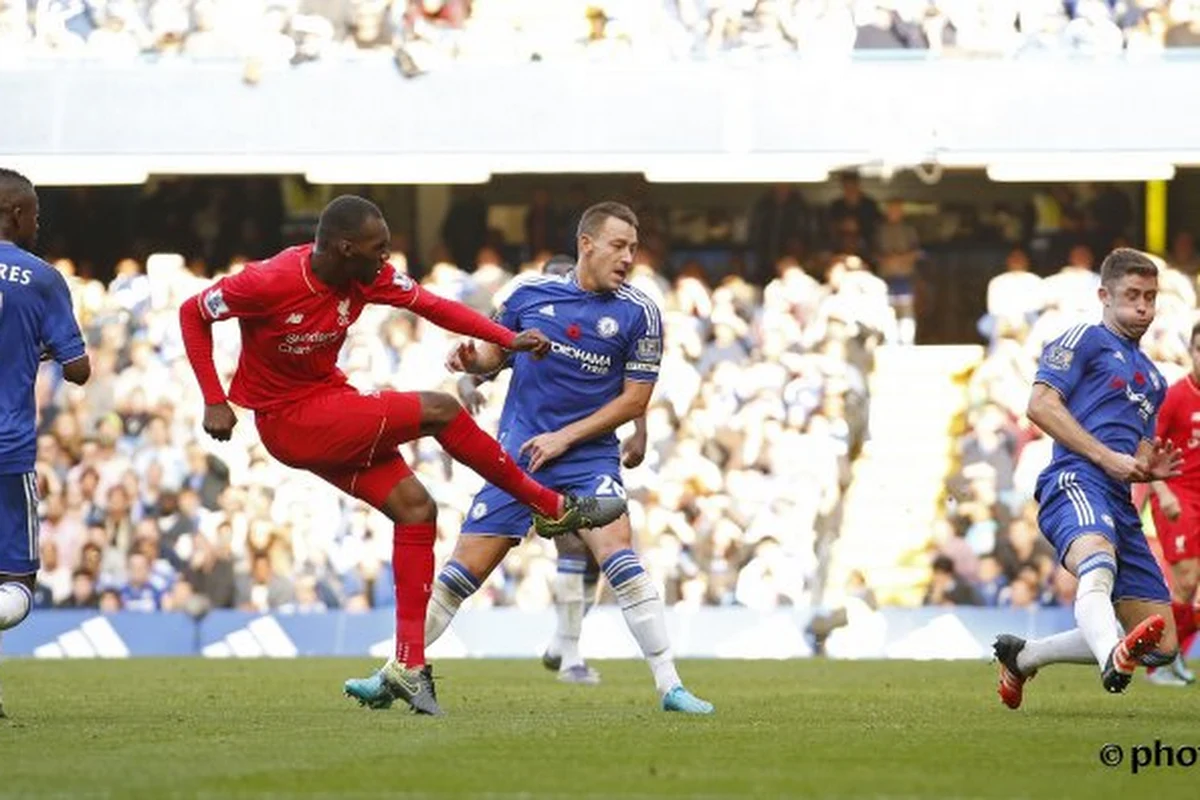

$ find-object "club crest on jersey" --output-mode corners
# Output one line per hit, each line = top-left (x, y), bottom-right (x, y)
(337, 298), (351, 326)
(1102, 514), (1114, 528)
(204, 288), (229, 319)
(1043, 345), (1073, 371)
(391, 270), (414, 291)
(1112, 351), (1126, 362)
(471, 502), (488, 520)
(596, 316), (619, 338)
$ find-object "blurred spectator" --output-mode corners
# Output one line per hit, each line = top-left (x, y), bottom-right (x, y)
(236, 552), (296, 612)
(57, 569), (100, 609)
(923, 554), (982, 606)
(120, 552), (165, 612)
(748, 185), (811, 285)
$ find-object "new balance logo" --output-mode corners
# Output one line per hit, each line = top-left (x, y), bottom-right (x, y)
(33, 617), (130, 659)
(202, 616), (298, 658)
(539, 305), (556, 317)
(285, 313), (304, 324)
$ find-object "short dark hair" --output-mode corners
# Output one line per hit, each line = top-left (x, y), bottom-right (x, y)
(577, 201), (638, 240)
(316, 195), (383, 247)
(0, 167), (34, 208)
(1099, 247), (1157, 287)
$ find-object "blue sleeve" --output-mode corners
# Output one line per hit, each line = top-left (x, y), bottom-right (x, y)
(622, 294), (664, 384)
(39, 268), (86, 364)
(1033, 324), (1092, 400)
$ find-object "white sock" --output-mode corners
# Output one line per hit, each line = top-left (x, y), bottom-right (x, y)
(424, 580), (463, 646)
(583, 576), (598, 615)
(1017, 629), (1096, 673)
(1073, 553), (1120, 670)
(553, 571), (585, 670)
(0, 583), (32, 630)
(604, 551), (680, 697)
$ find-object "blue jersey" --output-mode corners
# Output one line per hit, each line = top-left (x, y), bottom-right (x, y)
(1034, 322), (1166, 500)
(0, 242), (86, 474)
(494, 274), (662, 464)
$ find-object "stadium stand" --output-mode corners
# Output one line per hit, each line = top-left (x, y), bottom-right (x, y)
(4, 1), (1200, 67)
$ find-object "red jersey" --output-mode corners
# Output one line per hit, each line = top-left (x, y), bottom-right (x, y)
(186, 244), (515, 412)
(1155, 374), (1200, 496)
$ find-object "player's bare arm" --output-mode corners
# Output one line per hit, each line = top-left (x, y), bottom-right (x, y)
(621, 416), (648, 468)
(1151, 480), (1183, 520)
(1027, 382), (1148, 482)
(520, 380), (653, 472)
(60, 353), (91, 385)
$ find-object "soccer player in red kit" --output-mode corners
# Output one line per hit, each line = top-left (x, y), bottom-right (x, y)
(179, 196), (627, 715)
(1148, 321), (1200, 685)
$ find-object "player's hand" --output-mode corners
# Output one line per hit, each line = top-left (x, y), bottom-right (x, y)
(1145, 437), (1185, 482)
(456, 375), (486, 415)
(1102, 451), (1149, 483)
(202, 402), (238, 442)
(510, 329), (551, 359)
(445, 340), (479, 373)
(519, 430), (571, 472)
(621, 432), (647, 469)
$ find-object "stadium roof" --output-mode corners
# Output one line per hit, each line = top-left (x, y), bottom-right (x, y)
(2, 55), (1197, 185)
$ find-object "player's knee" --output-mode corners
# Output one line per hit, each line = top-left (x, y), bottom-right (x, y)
(1074, 551), (1117, 596)
(383, 481), (438, 526)
(419, 391), (464, 429)
(555, 532), (588, 559)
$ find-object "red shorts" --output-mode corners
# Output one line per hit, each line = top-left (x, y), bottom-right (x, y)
(1151, 491), (1200, 565)
(255, 386), (422, 510)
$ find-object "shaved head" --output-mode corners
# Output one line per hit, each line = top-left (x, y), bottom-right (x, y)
(316, 195), (384, 249)
(0, 167), (38, 248)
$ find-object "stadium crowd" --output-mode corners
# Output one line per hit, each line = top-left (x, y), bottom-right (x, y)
(26, 217), (891, 614)
(4, 1), (1200, 65)
(929, 209), (1200, 610)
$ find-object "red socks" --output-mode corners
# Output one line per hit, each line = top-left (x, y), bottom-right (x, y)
(1172, 600), (1198, 657)
(393, 522), (437, 669)
(436, 409), (561, 518)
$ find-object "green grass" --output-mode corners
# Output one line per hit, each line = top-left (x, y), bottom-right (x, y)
(0, 659), (1197, 798)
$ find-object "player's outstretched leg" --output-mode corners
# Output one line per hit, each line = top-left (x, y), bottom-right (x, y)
(594, 543), (712, 714)
(422, 395), (627, 535)
(993, 629), (1094, 709)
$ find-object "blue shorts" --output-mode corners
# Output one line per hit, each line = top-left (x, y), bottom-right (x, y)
(1037, 470), (1170, 603)
(0, 471), (40, 575)
(462, 455), (624, 538)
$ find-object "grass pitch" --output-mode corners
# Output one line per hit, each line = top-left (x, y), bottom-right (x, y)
(0, 659), (1196, 798)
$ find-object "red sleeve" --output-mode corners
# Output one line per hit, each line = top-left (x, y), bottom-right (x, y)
(1156, 383), (1178, 440)
(179, 294), (228, 405)
(364, 264), (517, 348)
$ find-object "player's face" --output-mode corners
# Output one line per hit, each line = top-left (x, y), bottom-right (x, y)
(579, 216), (637, 292)
(1099, 272), (1157, 339)
(341, 215), (391, 284)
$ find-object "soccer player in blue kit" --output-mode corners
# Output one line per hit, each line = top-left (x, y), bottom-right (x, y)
(0, 169), (90, 717)
(345, 202), (712, 714)
(994, 248), (1183, 709)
